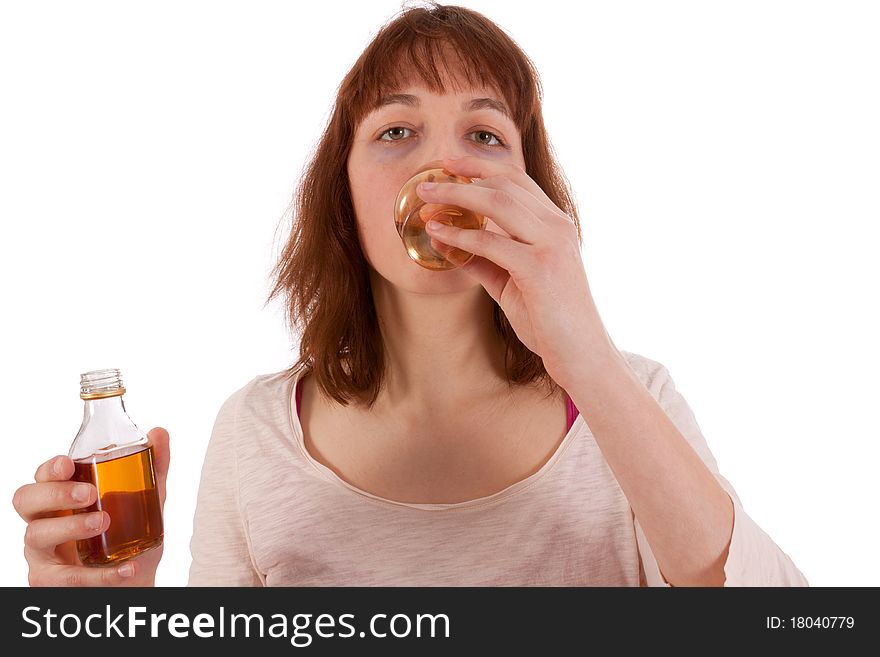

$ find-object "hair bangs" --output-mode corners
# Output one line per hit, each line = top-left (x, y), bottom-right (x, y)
(345, 6), (537, 133)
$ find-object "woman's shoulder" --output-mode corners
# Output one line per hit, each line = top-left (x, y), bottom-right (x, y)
(213, 367), (302, 426)
(618, 349), (674, 391)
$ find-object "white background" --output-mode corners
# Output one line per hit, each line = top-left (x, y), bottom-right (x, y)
(1, 0), (877, 587)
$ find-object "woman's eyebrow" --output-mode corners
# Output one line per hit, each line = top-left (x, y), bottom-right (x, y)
(467, 97), (511, 120)
(374, 93), (511, 120)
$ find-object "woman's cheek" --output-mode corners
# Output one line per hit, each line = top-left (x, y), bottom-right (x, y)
(357, 203), (402, 267)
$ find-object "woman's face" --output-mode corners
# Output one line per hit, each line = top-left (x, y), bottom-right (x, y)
(347, 81), (526, 291)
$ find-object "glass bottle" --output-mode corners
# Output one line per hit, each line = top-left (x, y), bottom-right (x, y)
(394, 162), (487, 270)
(69, 368), (163, 566)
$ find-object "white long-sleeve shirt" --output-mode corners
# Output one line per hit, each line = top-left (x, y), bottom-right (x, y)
(188, 350), (808, 586)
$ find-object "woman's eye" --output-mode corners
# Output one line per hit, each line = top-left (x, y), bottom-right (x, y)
(378, 127), (413, 142)
(377, 127), (506, 147)
(470, 130), (505, 147)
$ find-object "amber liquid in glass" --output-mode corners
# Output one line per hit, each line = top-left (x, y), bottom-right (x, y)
(398, 204), (484, 269)
(394, 167), (486, 270)
(71, 445), (163, 565)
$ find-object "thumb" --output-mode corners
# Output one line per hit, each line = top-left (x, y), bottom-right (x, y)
(147, 427), (170, 507)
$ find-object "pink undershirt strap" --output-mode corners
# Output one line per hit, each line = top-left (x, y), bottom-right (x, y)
(295, 378), (579, 432)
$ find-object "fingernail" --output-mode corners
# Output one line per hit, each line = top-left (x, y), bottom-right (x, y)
(85, 512), (103, 531)
(72, 484), (90, 502)
(426, 220), (447, 232)
(419, 182), (436, 191)
(118, 563), (135, 578)
(52, 459), (62, 476)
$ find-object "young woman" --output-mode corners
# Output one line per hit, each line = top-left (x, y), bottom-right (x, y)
(13, 2), (807, 587)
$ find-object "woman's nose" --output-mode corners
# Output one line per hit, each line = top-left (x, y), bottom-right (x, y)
(417, 158), (446, 171)
(418, 150), (469, 172)
(430, 138), (476, 164)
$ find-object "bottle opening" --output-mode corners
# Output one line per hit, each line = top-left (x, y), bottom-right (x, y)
(80, 368), (126, 400)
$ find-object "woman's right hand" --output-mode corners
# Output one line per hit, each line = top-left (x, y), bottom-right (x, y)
(12, 427), (170, 587)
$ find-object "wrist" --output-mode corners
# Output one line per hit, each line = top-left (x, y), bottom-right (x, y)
(552, 338), (625, 391)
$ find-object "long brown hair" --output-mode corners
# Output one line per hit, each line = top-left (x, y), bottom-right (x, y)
(265, 1), (581, 408)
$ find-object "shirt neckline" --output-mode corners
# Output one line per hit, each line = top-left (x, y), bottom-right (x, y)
(285, 367), (585, 512)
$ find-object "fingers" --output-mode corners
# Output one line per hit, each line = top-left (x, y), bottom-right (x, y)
(24, 511), (109, 551)
(12, 480), (97, 522)
(149, 427), (170, 481)
(147, 427), (170, 506)
(424, 219), (526, 276)
(28, 560), (139, 587)
(34, 454), (73, 483)
(418, 181), (541, 245)
(481, 174), (572, 228)
(442, 156), (558, 215)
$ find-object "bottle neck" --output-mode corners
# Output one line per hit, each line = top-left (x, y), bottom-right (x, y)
(82, 393), (127, 421)
(73, 391), (145, 460)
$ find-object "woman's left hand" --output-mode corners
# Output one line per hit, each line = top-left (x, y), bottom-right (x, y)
(418, 156), (619, 388)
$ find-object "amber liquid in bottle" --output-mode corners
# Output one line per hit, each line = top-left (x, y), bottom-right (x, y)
(71, 445), (163, 565)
